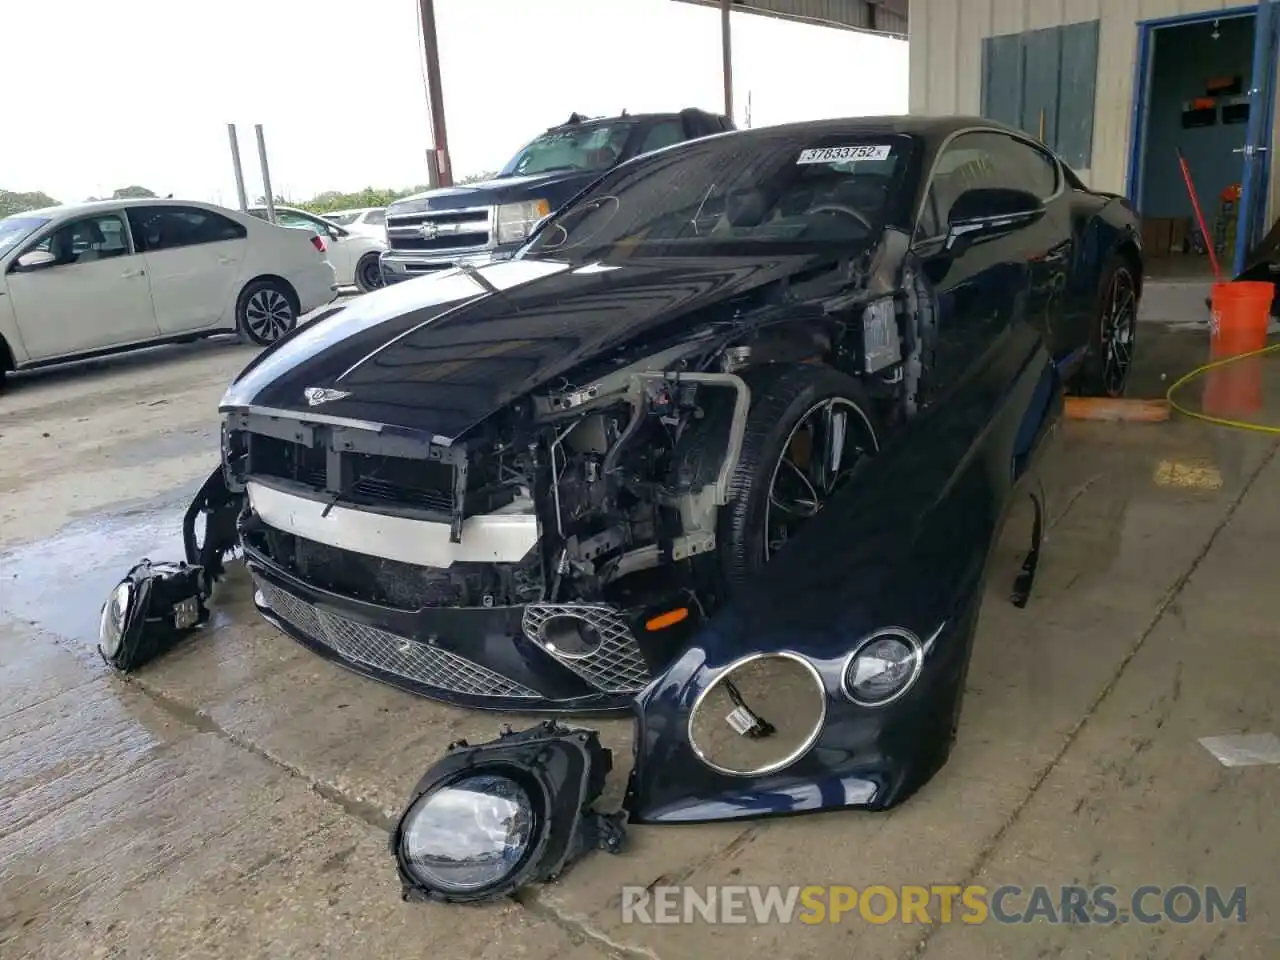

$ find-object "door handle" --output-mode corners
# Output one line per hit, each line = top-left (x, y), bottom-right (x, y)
(122, 269), (145, 279)
(217, 256), (235, 265)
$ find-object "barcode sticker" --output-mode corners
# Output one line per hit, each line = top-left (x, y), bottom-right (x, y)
(797, 144), (892, 165)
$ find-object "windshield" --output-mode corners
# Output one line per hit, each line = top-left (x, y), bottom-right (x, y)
(524, 132), (911, 262)
(500, 121), (636, 177)
(0, 216), (51, 256)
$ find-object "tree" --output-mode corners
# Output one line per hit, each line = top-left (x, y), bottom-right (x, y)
(0, 189), (59, 217)
(112, 185), (157, 199)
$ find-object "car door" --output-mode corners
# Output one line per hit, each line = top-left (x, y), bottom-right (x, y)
(909, 133), (1033, 393)
(276, 210), (351, 284)
(979, 133), (1075, 365)
(127, 205), (248, 333)
(4, 210), (159, 358)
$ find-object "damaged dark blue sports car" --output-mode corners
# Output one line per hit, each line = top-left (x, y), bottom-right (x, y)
(190, 115), (1142, 825)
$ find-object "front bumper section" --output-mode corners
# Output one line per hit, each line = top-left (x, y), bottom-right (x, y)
(244, 544), (661, 714)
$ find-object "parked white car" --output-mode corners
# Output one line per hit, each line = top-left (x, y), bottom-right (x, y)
(0, 199), (337, 385)
(248, 206), (386, 292)
(324, 207), (386, 240)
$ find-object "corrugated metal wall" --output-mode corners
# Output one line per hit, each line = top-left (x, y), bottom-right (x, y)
(908, 0), (1278, 221)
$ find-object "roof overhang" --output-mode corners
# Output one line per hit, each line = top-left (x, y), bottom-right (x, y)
(671, 0), (907, 39)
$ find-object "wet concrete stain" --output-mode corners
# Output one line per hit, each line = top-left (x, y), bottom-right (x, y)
(0, 484), (200, 646)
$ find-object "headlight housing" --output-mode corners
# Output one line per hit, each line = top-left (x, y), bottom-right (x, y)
(98, 560), (209, 673)
(392, 721), (625, 904)
(841, 629), (923, 706)
(496, 198), (551, 245)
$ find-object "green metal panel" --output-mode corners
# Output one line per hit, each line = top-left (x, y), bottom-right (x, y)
(1021, 27), (1062, 146)
(982, 33), (1024, 128)
(979, 20), (1099, 171)
(1057, 20), (1099, 170)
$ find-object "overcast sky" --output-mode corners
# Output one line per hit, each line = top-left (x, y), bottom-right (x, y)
(2, 0), (907, 206)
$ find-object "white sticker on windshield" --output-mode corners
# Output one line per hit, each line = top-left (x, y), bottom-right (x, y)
(796, 144), (892, 164)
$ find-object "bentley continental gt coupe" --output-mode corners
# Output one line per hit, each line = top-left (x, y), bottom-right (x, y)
(199, 116), (1141, 813)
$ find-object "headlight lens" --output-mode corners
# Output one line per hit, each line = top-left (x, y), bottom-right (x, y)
(843, 630), (923, 706)
(399, 773), (536, 893)
(99, 581), (134, 658)
(496, 199), (551, 245)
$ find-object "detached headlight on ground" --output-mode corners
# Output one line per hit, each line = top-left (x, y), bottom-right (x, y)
(842, 629), (923, 706)
(97, 560), (210, 673)
(392, 721), (625, 904)
(496, 199), (551, 245)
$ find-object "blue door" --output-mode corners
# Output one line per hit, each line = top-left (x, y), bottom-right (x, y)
(1234, 0), (1280, 276)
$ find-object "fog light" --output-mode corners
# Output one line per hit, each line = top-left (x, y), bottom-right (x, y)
(539, 614), (602, 657)
(399, 773), (537, 894)
(392, 721), (625, 904)
(842, 629), (923, 706)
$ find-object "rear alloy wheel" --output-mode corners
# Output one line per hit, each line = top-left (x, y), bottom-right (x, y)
(237, 280), (298, 346)
(719, 365), (880, 587)
(355, 252), (384, 293)
(1078, 259), (1137, 397)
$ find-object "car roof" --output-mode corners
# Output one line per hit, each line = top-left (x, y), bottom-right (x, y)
(696, 114), (1035, 146)
(9, 197), (236, 221)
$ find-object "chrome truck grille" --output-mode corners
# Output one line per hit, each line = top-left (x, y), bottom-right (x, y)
(385, 206), (492, 253)
(522, 603), (652, 694)
(256, 580), (539, 699)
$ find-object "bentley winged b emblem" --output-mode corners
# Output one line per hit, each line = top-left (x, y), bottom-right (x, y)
(304, 387), (351, 406)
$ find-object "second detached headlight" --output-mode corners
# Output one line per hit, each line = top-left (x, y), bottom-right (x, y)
(842, 629), (924, 706)
(496, 198), (551, 244)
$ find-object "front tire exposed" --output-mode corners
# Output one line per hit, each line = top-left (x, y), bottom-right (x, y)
(1077, 255), (1138, 397)
(355, 252), (384, 293)
(719, 365), (880, 587)
(236, 279), (298, 346)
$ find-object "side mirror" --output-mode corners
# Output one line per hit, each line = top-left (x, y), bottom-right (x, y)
(14, 250), (57, 272)
(327, 225), (342, 241)
(945, 187), (1045, 252)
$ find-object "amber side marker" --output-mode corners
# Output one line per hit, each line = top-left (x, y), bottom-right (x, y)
(1064, 397), (1171, 422)
(645, 608), (690, 631)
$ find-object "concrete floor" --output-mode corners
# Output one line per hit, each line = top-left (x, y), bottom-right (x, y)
(2, 316), (1279, 959)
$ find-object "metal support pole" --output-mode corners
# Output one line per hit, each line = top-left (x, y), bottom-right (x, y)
(419, 0), (453, 187)
(254, 124), (276, 223)
(721, 0), (733, 121)
(227, 124), (248, 211)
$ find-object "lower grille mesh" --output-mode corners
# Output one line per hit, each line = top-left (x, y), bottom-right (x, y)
(522, 603), (652, 694)
(257, 580), (539, 699)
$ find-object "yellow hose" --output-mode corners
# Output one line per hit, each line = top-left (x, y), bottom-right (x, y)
(1164, 340), (1280, 434)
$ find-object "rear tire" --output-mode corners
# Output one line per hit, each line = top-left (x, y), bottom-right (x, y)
(718, 364), (880, 588)
(236, 279), (298, 346)
(355, 252), (384, 294)
(1076, 255), (1138, 397)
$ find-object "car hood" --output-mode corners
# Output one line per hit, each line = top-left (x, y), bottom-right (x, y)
(220, 253), (858, 442)
(388, 171), (598, 214)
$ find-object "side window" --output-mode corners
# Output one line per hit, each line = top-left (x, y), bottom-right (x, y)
(33, 213), (132, 266)
(916, 134), (1003, 239)
(638, 120), (686, 155)
(276, 211), (325, 233)
(365, 209), (386, 226)
(128, 206), (246, 252)
(915, 131), (1059, 239)
(999, 137), (1060, 199)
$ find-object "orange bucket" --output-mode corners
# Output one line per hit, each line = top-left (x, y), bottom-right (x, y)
(1204, 281), (1273, 416)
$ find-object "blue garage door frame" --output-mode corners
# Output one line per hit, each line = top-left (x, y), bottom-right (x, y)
(1126, 3), (1279, 275)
